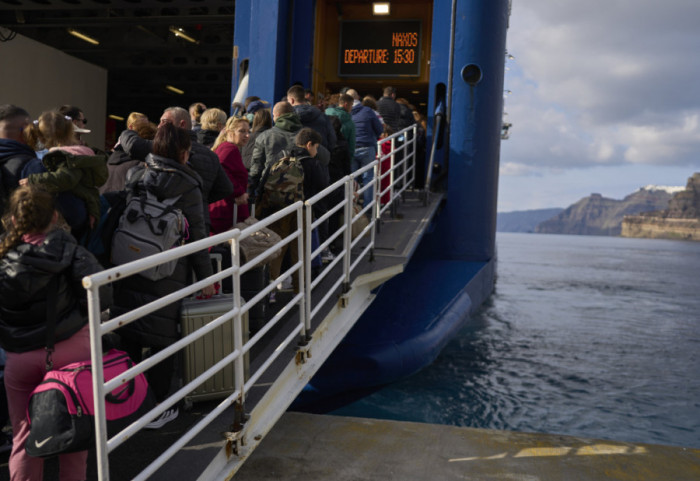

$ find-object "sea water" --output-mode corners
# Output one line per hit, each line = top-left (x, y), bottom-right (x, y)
(333, 233), (700, 449)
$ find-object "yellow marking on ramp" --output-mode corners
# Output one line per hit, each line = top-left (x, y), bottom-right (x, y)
(514, 446), (573, 458)
(576, 444), (648, 456)
(449, 452), (508, 462)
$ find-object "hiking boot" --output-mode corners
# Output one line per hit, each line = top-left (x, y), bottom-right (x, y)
(145, 407), (178, 430)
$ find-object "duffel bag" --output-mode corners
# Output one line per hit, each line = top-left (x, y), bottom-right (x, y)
(25, 348), (155, 458)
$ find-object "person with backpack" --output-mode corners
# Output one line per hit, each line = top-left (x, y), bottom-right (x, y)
(247, 101), (302, 209)
(118, 106), (234, 233)
(262, 128), (326, 293)
(0, 184), (112, 481)
(110, 123), (215, 429)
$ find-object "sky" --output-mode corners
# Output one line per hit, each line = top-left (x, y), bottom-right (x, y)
(498, 0), (700, 212)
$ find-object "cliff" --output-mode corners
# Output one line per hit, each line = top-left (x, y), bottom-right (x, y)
(621, 173), (700, 240)
(535, 188), (674, 236)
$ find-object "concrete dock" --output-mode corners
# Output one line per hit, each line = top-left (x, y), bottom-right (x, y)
(234, 412), (700, 481)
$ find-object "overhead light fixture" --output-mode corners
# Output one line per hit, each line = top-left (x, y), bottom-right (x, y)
(373, 2), (390, 15)
(165, 85), (185, 95)
(169, 26), (199, 44)
(108, 114), (124, 121)
(67, 28), (99, 45)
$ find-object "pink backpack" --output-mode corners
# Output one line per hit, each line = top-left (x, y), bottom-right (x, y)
(25, 349), (155, 458)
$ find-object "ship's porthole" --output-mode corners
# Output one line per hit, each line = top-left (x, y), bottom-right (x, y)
(461, 64), (482, 86)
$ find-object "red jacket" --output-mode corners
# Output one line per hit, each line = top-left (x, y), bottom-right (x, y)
(209, 142), (250, 234)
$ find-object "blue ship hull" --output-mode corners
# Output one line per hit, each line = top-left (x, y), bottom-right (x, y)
(235, 0), (509, 409)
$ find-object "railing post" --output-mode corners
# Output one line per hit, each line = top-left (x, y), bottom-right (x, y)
(411, 125), (417, 190)
(299, 204), (311, 341)
(343, 178), (353, 293)
(231, 232), (245, 402)
(84, 280), (109, 481)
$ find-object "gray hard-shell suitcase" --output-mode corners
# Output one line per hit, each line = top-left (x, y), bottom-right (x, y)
(181, 256), (250, 403)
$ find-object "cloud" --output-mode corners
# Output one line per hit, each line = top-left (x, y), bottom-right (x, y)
(502, 0), (700, 177)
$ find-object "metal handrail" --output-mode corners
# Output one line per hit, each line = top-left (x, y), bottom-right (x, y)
(83, 123), (419, 480)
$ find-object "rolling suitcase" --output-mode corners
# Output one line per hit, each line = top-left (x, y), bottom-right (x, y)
(181, 252), (250, 403)
(240, 262), (270, 320)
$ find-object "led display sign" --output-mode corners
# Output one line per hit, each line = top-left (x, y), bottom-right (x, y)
(338, 20), (422, 77)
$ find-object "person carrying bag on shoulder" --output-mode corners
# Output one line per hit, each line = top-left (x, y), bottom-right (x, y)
(0, 185), (112, 481)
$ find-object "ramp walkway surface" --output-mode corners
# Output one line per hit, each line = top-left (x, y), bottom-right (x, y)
(234, 412), (700, 481)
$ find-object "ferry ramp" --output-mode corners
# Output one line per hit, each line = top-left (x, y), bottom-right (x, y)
(234, 412), (700, 481)
(103, 190), (443, 480)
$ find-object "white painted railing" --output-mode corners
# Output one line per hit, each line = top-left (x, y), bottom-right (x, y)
(81, 124), (418, 480)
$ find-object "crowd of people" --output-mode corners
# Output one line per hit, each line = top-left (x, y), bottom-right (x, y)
(0, 84), (424, 480)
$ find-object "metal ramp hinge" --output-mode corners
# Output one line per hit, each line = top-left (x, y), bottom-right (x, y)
(223, 400), (249, 458)
(295, 344), (312, 364)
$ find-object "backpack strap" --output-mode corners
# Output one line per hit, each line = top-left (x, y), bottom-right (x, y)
(138, 190), (183, 236)
(44, 275), (59, 371)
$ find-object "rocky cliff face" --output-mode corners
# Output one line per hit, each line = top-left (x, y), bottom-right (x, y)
(535, 188), (674, 236)
(621, 217), (700, 241)
(663, 173), (700, 218)
(621, 173), (700, 240)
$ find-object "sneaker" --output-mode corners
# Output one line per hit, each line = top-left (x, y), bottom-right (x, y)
(145, 407), (178, 430)
(321, 248), (335, 263)
(268, 291), (276, 304)
(0, 432), (12, 454)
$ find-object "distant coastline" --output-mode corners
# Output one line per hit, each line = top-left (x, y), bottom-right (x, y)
(498, 173), (700, 241)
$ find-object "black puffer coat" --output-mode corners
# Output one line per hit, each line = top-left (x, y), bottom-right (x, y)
(112, 153), (213, 348)
(100, 145), (141, 194)
(294, 104), (337, 150)
(118, 129), (233, 229)
(377, 96), (402, 131)
(0, 229), (111, 353)
(195, 129), (220, 148)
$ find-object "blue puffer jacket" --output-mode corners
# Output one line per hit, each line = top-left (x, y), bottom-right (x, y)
(351, 104), (383, 147)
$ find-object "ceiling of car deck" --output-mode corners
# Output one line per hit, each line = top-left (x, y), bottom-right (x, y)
(0, 0), (235, 122)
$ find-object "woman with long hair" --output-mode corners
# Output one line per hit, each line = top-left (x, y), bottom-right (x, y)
(241, 108), (272, 170)
(111, 123), (215, 429)
(209, 117), (251, 234)
(0, 185), (111, 480)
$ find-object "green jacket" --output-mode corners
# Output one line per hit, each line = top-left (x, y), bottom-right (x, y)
(325, 106), (356, 158)
(28, 150), (108, 221)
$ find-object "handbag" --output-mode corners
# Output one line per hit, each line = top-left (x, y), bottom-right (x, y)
(24, 278), (155, 458)
(351, 202), (370, 240)
(233, 215), (283, 264)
